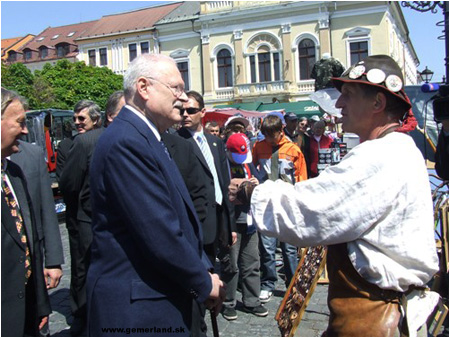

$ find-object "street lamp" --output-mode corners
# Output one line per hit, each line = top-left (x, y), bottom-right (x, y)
(420, 66), (434, 83)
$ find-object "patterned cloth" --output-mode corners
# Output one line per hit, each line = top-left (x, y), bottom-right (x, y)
(1, 165), (32, 281)
(311, 57), (345, 91)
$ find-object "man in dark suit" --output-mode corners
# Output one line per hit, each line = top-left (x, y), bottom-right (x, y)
(87, 53), (224, 336)
(1, 87), (51, 336)
(177, 91), (236, 264)
(161, 132), (208, 224)
(11, 140), (64, 288)
(59, 99), (103, 336)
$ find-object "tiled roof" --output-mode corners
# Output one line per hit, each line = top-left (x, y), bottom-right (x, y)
(2, 37), (24, 50)
(2, 35), (35, 58)
(77, 2), (183, 39)
(22, 20), (97, 51)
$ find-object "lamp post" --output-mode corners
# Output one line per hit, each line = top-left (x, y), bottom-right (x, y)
(420, 66), (434, 83)
(402, 1), (449, 84)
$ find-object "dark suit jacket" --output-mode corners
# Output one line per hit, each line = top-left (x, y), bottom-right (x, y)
(177, 127), (236, 246)
(1, 160), (51, 336)
(161, 132), (208, 224)
(87, 107), (213, 336)
(11, 141), (64, 267)
(59, 128), (103, 222)
(55, 137), (74, 182)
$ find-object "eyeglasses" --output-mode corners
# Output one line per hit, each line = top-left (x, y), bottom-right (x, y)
(73, 115), (86, 123)
(184, 107), (202, 115)
(146, 77), (185, 99)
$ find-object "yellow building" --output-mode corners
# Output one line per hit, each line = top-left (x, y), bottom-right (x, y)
(196, 1), (418, 106)
(13, 1), (418, 112)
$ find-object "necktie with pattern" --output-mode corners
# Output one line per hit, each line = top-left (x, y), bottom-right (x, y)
(160, 140), (172, 160)
(197, 135), (223, 205)
(1, 167), (32, 281)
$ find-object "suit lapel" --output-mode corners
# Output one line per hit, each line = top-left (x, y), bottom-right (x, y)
(123, 112), (201, 231)
(205, 134), (220, 169)
(178, 128), (211, 176)
(2, 163), (33, 251)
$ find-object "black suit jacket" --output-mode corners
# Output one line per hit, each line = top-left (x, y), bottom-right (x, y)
(1, 160), (51, 336)
(11, 141), (64, 267)
(55, 137), (74, 182)
(177, 127), (236, 246)
(60, 128), (103, 222)
(161, 132), (208, 224)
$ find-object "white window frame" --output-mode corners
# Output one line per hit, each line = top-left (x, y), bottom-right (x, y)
(344, 27), (371, 66)
(140, 41), (150, 55)
(128, 43), (138, 63)
(170, 49), (191, 91)
(292, 33), (320, 83)
(244, 31), (283, 84)
(88, 49), (96, 66)
(99, 47), (108, 67)
(211, 43), (235, 90)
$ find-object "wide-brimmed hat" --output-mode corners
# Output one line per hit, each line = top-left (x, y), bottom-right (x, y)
(224, 115), (249, 129)
(226, 133), (252, 164)
(331, 55), (411, 111)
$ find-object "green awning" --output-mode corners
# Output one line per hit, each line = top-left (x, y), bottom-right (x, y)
(257, 100), (320, 118)
(214, 102), (262, 111)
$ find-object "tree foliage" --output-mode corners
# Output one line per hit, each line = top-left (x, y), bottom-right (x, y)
(1, 60), (123, 110)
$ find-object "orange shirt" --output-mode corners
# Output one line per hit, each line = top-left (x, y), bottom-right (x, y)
(252, 135), (308, 183)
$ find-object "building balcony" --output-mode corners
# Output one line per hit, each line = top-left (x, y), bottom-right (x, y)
(296, 80), (315, 93)
(235, 80), (290, 97)
(208, 80), (314, 104)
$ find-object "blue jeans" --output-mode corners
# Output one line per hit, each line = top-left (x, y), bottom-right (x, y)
(259, 233), (298, 291)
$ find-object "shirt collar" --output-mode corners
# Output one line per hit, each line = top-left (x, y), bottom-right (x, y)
(126, 104), (161, 141)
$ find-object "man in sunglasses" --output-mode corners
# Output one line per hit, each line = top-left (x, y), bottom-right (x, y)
(59, 99), (103, 336)
(177, 90), (236, 335)
(178, 91), (237, 265)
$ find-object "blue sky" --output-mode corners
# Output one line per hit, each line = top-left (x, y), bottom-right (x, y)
(1, 1), (446, 82)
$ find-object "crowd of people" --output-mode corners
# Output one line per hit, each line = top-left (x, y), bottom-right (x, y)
(1, 53), (446, 337)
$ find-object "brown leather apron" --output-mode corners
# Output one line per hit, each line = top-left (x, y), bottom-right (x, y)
(323, 243), (403, 337)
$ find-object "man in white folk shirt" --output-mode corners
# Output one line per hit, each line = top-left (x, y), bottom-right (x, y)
(238, 55), (439, 336)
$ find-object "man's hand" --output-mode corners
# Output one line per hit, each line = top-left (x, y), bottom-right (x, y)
(205, 273), (226, 315)
(228, 178), (245, 203)
(231, 232), (238, 246)
(38, 316), (49, 331)
(44, 266), (63, 289)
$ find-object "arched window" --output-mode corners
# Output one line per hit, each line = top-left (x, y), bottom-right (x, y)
(23, 48), (32, 61)
(217, 49), (232, 87)
(7, 50), (18, 62)
(246, 32), (282, 83)
(298, 39), (316, 80)
(56, 43), (70, 57)
(39, 46), (48, 59)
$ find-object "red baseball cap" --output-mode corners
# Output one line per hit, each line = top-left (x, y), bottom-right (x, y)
(226, 133), (252, 164)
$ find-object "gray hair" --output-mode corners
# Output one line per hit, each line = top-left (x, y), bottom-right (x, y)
(73, 99), (102, 125)
(1, 87), (28, 117)
(123, 53), (176, 99)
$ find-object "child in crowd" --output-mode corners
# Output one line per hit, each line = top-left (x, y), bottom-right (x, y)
(221, 133), (268, 320)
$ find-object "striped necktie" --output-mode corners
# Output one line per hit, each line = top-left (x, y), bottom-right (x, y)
(1, 167), (32, 281)
(197, 134), (223, 205)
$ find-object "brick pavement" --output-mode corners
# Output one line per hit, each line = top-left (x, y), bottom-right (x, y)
(49, 223), (330, 337)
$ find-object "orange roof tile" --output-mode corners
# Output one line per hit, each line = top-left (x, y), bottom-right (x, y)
(78, 2), (182, 39)
(23, 20), (97, 51)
